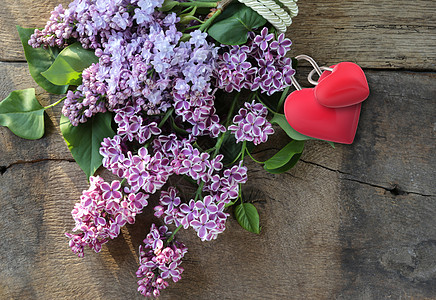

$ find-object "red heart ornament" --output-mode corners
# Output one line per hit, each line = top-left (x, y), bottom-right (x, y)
(315, 62), (369, 108)
(284, 88), (361, 144)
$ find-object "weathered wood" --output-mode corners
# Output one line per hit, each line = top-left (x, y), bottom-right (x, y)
(0, 0), (71, 62)
(0, 62), (72, 167)
(288, 0), (436, 70)
(1, 69), (435, 299)
(1, 0), (436, 70)
(1, 0), (436, 299)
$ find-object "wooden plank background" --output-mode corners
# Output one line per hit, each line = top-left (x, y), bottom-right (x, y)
(0, 0), (435, 299)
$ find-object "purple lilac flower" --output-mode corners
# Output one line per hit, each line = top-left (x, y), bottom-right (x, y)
(154, 187), (183, 226)
(228, 101), (274, 145)
(65, 176), (149, 257)
(136, 224), (187, 297)
(216, 28), (296, 95)
(270, 33), (292, 57)
(254, 27), (274, 51)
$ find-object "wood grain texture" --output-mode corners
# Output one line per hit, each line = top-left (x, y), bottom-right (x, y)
(1, 0), (436, 70)
(0, 62), (72, 167)
(1, 0), (436, 299)
(1, 69), (435, 299)
(0, 0), (71, 62)
(288, 0), (436, 70)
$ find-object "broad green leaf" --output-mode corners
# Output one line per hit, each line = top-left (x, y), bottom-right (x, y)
(60, 112), (115, 178)
(264, 140), (305, 170)
(235, 203), (260, 234)
(159, 0), (178, 11)
(42, 42), (98, 86)
(271, 114), (338, 147)
(270, 114), (314, 141)
(0, 88), (45, 139)
(208, 3), (267, 45)
(220, 132), (255, 166)
(16, 26), (68, 94)
(221, 131), (243, 165)
(264, 153), (302, 174)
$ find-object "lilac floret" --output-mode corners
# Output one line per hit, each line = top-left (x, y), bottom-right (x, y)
(136, 224), (187, 297)
(229, 101), (274, 145)
(216, 27), (295, 95)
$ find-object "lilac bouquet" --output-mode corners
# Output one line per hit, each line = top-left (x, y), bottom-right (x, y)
(0, 0), (322, 297)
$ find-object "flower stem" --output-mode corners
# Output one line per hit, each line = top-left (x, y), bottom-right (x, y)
(44, 96), (66, 110)
(199, 9), (221, 32)
(241, 141), (246, 161)
(245, 147), (265, 164)
(255, 94), (277, 115)
(198, 0), (233, 32)
(276, 86), (290, 112)
(177, 1), (218, 8)
(158, 107), (174, 128)
(194, 182), (205, 201)
(166, 224), (183, 245)
(212, 93), (239, 158)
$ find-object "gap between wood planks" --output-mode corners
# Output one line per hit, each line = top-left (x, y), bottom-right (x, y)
(1, 60), (436, 73)
(3, 155), (433, 198)
(0, 158), (75, 175)
(298, 159), (434, 198)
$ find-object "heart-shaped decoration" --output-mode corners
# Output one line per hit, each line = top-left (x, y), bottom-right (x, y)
(284, 88), (361, 144)
(315, 62), (369, 108)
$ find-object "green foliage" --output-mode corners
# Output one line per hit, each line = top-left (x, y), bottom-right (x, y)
(0, 88), (46, 139)
(220, 131), (243, 165)
(159, 0), (178, 11)
(42, 42), (99, 86)
(271, 114), (336, 147)
(208, 3), (267, 45)
(16, 26), (68, 94)
(264, 140), (305, 170)
(270, 114), (314, 141)
(235, 203), (260, 234)
(264, 153), (302, 174)
(60, 112), (115, 178)
(220, 132), (255, 165)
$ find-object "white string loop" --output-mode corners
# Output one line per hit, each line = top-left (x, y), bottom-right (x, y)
(237, 0), (298, 33)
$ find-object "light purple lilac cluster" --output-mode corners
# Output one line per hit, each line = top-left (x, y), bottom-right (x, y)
(28, 0), (160, 49)
(31, 0), (223, 133)
(42, 0), (224, 135)
(229, 100), (274, 145)
(136, 224), (187, 297)
(216, 28), (296, 95)
(65, 175), (149, 257)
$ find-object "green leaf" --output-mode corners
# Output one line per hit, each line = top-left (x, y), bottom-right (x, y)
(264, 153), (302, 174)
(270, 114), (315, 141)
(42, 42), (99, 86)
(159, 0), (178, 11)
(271, 114), (338, 146)
(221, 131), (243, 165)
(60, 112), (115, 178)
(327, 141), (335, 148)
(264, 140), (305, 170)
(16, 26), (68, 94)
(235, 203), (260, 234)
(0, 88), (46, 139)
(208, 3), (267, 45)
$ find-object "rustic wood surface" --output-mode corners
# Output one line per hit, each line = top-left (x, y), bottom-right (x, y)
(0, 0), (435, 299)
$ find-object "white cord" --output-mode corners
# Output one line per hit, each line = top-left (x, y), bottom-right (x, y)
(237, 0), (298, 33)
(279, 0), (298, 18)
(238, 0), (287, 33)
